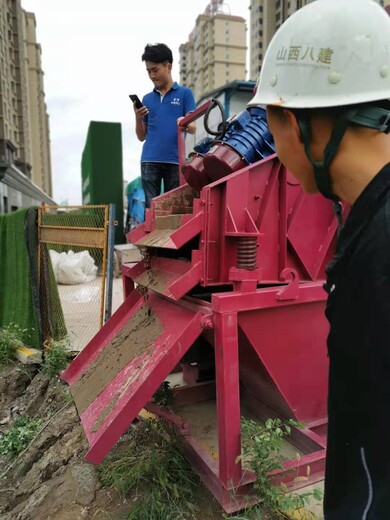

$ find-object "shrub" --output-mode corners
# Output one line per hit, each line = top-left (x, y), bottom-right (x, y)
(0, 323), (31, 366)
(0, 415), (44, 456)
(42, 338), (69, 377)
(98, 419), (200, 520)
(229, 418), (323, 520)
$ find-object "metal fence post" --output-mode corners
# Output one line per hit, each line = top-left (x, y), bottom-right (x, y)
(104, 204), (116, 323)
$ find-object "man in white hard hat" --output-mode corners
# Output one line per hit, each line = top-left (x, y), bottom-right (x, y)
(251, 0), (390, 517)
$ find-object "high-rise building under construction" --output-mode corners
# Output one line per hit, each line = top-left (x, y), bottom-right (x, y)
(179, 0), (247, 101)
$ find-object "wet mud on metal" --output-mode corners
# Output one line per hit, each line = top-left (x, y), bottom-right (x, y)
(70, 306), (163, 415)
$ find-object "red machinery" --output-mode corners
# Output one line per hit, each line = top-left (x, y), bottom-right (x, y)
(62, 103), (336, 513)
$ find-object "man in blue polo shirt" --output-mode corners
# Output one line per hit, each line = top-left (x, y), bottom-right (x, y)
(133, 43), (196, 208)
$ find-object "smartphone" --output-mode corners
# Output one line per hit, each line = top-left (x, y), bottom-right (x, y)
(129, 94), (143, 109)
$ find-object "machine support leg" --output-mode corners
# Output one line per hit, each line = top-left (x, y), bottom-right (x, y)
(214, 311), (243, 487)
(121, 266), (135, 299)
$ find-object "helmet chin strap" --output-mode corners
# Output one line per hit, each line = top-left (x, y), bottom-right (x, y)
(296, 111), (348, 230)
(295, 105), (390, 231)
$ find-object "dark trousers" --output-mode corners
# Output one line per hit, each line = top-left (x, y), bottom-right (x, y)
(324, 411), (390, 519)
(141, 162), (179, 208)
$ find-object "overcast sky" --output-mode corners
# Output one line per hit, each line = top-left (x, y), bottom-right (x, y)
(21, 0), (250, 204)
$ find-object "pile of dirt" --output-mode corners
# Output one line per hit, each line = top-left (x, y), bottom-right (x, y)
(0, 365), (224, 520)
(0, 365), (130, 520)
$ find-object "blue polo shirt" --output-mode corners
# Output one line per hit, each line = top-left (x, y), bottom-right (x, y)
(141, 82), (196, 164)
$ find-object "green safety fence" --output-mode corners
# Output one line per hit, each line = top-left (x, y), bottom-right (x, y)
(0, 207), (66, 348)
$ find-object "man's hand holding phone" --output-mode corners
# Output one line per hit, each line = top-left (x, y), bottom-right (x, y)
(129, 94), (143, 109)
(129, 94), (148, 118)
(131, 94), (148, 141)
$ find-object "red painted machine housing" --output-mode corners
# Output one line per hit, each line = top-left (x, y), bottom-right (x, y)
(62, 105), (338, 513)
(129, 156), (336, 292)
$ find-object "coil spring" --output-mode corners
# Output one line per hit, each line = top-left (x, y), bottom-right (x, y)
(237, 236), (257, 271)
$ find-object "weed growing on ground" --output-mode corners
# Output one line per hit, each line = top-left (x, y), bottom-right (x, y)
(0, 323), (32, 366)
(98, 418), (200, 520)
(0, 415), (44, 456)
(229, 418), (323, 520)
(42, 338), (69, 377)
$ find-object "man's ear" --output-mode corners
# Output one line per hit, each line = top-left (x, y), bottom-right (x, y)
(283, 109), (303, 143)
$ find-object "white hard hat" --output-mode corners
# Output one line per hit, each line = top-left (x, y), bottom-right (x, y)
(249, 0), (390, 109)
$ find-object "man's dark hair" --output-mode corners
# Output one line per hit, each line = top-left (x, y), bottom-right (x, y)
(142, 43), (173, 64)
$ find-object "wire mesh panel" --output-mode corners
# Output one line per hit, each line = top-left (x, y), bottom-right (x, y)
(38, 205), (110, 352)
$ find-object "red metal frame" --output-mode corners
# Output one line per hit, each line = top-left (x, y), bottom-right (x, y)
(129, 155), (336, 294)
(178, 100), (213, 184)
(62, 292), (204, 464)
(209, 281), (328, 504)
(62, 104), (337, 513)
